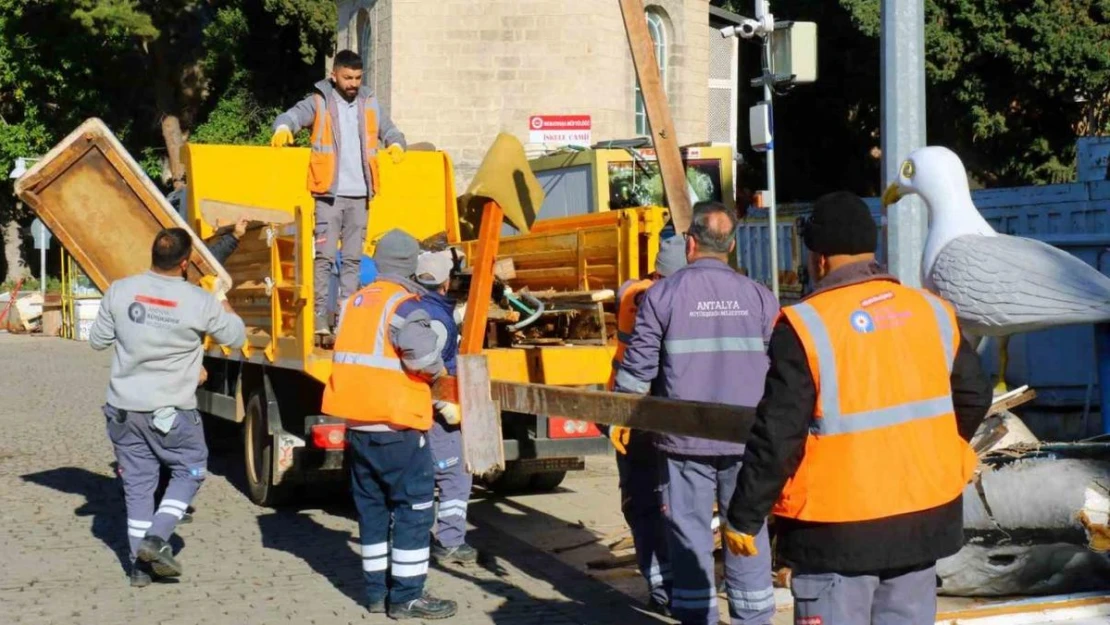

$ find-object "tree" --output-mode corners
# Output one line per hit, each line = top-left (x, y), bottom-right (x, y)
(715, 0), (1110, 200)
(0, 0), (335, 281)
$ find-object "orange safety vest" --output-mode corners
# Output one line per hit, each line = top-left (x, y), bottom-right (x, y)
(772, 279), (978, 523)
(321, 281), (432, 430)
(608, 279), (653, 391)
(307, 94), (380, 196)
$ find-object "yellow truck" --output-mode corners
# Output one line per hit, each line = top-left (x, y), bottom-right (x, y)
(16, 118), (732, 505)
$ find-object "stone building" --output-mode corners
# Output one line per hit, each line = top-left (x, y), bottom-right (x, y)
(334, 0), (743, 189)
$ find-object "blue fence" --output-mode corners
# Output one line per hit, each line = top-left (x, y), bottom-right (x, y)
(737, 179), (1110, 438)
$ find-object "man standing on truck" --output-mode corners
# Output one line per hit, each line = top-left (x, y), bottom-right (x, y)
(89, 228), (246, 587)
(614, 201), (779, 625)
(322, 229), (457, 620)
(605, 233), (686, 616)
(414, 250), (478, 566)
(270, 49), (407, 336)
(724, 192), (991, 625)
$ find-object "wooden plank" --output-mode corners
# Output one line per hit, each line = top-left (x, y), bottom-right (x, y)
(432, 378), (754, 444)
(458, 354), (505, 477)
(988, 386), (1037, 416)
(619, 0), (692, 232)
(526, 288), (615, 303)
(200, 199), (296, 228)
(493, 257), (516, 281)
(460, 201), (503, 355)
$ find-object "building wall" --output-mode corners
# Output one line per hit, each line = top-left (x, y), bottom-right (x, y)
(373, 0), (711, 189)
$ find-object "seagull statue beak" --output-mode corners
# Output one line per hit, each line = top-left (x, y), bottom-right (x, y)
(881, 183), (905, 209)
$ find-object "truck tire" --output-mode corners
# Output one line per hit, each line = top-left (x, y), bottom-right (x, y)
(529, 470), (567, 492)
(484, 465), (533, 493)
(243, 390), (289, 507)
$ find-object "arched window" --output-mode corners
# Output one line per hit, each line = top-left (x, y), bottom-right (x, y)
(357, 9), (373, 86)
(634, 10), (668, 136)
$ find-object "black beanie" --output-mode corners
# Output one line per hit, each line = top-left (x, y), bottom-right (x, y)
(803, 191), (878, 256)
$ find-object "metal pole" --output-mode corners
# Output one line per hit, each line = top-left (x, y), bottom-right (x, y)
(761, 20), (779, 298)
(880, 0), (927, 287)
(39, 244), (46, 299)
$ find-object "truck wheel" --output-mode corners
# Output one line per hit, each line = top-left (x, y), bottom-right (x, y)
(484, 465), (533, 494)
(529, 470), (567, 492)
(243, 390), (289, 507)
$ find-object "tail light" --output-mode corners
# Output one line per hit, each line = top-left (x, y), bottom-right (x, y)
(548, 417), (601, 439)
(311, 423), (347, 450)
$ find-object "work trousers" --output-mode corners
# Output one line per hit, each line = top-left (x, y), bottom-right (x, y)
(662, 454), (775, 625)
(616, 444), (671, 606)
(104, 405), (207, 562)
(428, 419), (472, 548)
(314, 196), (368, 318)
(791, 564), (937, 625)
(348, 428), (435, 606)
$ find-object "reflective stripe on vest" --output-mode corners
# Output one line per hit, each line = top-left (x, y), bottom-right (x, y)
(331, 291), (410, 374)
(790, 296), (955, 436)
(664, 336), (765, 355)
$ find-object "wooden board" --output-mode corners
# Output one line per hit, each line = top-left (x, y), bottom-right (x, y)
(433, 379), (755, 444)
(458, 354), (505, 477)
(13, 118), (232, 294)
(619, 0), (692, 232)
(200, 199), (296, 228)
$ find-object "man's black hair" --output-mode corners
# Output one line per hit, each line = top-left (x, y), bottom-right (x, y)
(687, 201), (738, 254)
(152, 228), (193, 271)
(334, 50), (363, 71)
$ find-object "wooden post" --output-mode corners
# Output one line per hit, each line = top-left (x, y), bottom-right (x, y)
(459, 200), (503, 354)
(619, 0), (692, 233)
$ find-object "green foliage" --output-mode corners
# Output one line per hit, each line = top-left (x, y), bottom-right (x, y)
(714, 0), (1110, 197)
(3, 275), (64, 294)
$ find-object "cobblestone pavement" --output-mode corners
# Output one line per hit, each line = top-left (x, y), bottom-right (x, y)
(0, 334), (671, 625)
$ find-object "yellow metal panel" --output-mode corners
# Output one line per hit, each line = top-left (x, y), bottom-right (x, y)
(484, 346), (614, 386)
(484, 349), (532, 383)
(365, 151), (459, 256)
(183, 144), (312, 239)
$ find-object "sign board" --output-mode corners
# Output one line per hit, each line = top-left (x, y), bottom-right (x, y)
(31, 218), (51, 250)
(528, 115), (592, 147)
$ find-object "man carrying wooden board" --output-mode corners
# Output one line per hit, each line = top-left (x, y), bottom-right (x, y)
(271, 49), (407, 336)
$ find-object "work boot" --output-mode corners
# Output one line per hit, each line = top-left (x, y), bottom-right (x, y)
(315, 314), (331, 336)
(179, 506), (195, 525)
(647, 597), (671, 618)
(366, 599), (386, 614)
(129, 560), (152, 588)
(137, 536), (182, 578)
(388, 593), (457, 620)
(432, 542), (478, 565)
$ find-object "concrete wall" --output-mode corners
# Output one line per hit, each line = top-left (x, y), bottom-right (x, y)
(378, 0), (711, 190)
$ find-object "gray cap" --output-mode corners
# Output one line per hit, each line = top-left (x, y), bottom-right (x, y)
(655, 234), (688, 277)
(373, 229), (420, 278)
(415, 250), (454, 287)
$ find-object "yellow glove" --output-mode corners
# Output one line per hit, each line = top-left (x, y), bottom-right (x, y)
(385, 143), (405, 164)
(609, 426), (631, 455)
(270, 127), (294, 147)
(724, 526), (759, 557)
(439, 402), (461, 425)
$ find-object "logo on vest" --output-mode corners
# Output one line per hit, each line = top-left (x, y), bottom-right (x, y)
(849, 310), (875, 333)
(354, 294), (364, 307)
(861, 291), (894, 307)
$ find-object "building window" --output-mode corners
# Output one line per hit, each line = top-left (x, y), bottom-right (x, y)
(357, 9), (372, 86)
(634, 10), (668, 136)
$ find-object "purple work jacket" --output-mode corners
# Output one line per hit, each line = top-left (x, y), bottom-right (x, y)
(614, 257), (779, 456)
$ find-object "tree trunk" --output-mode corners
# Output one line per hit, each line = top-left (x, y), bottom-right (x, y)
(3, 219), (28, 284)
(161, 114), (187, 191)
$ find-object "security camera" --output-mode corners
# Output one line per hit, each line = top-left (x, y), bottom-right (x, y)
(719, 18), (764, 39)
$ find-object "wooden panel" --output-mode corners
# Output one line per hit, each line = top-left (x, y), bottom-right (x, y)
(433, 379), (754, 444)
(14, 118), (231, 293)
(458, 355), (505, 476)
(200, 199), (295, 228)
(620, 0), (692, 232)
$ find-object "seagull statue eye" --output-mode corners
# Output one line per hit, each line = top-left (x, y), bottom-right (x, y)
(900, 159), (915, 180)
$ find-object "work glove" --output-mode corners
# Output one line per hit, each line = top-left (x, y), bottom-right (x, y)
(724, 526), (759, 557)
(439, 402), (461, 425)
(270, 126), (294, 147)
(385, 143), (405, 164)
(609, 426), (631, 455)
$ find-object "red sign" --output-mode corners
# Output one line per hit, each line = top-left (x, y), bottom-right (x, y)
(529, 115), (592, 147)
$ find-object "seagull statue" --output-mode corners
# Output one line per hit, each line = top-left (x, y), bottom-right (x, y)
(881, 146), (1110, 391)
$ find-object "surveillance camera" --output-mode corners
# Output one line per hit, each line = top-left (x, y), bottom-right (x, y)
(738, 19), (760, 38)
